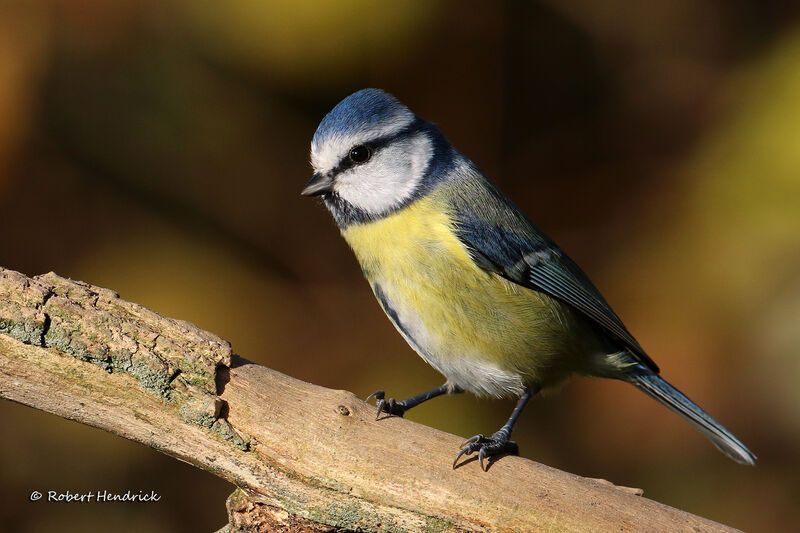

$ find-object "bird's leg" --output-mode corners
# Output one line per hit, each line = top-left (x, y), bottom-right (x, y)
(367, 383), (462, 419)
(453, 385), (539, 471)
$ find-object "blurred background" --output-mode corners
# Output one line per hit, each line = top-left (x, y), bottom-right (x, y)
(0, 0), (798, 531)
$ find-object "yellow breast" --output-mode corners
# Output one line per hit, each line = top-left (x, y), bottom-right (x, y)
(341, 193), (596, 393)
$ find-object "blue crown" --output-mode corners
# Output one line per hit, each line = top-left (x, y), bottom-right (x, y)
(312, 89), (412, 148)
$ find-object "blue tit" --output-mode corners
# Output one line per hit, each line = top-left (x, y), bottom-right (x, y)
(302, 88), (756, 470)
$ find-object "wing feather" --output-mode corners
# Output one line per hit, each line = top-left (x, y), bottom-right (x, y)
(444, 168), (658, 372)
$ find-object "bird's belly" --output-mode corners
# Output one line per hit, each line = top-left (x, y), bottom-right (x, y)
(371, 276), (527, 397)
(370, 268), (590, 397)
(342, 197), (599, 397)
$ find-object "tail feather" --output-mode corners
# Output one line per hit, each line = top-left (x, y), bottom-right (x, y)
(626, 369), (756, 465)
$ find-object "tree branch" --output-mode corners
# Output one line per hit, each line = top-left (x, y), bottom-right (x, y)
(0, 267), (740, 532)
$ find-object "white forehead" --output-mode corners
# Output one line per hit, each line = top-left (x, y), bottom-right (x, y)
(310, 107), (414, 174)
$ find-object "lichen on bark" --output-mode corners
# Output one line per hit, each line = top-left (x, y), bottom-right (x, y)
(0, 267), (231, 428)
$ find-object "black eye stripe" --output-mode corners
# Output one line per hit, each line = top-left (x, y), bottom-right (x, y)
(327, 120), (425, 178)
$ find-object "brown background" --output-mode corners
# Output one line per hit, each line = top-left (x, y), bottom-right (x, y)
(1, 1), (799, 531)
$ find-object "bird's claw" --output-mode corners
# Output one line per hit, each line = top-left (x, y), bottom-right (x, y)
(366, 390), (406, 419)
(453, 432), (518, 471)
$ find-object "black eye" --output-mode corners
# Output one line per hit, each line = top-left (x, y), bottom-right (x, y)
(348, 145), (372, 164)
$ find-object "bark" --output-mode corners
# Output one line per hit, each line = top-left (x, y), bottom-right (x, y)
(0, 267), (740, 532)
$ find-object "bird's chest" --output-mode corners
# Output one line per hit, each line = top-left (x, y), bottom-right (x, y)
(341, 199), (474, 341)
(340, 201), (530, 396)
(341, 198), (476, 312)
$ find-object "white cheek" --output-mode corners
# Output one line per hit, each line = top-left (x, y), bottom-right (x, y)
(334, 135), (433, 214)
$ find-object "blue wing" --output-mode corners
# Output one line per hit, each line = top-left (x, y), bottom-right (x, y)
(445, 171), (658, 372)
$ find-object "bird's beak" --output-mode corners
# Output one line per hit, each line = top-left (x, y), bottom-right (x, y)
(301, 173), (333, 197)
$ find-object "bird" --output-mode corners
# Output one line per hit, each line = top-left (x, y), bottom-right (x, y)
(301, 88), (756, 470)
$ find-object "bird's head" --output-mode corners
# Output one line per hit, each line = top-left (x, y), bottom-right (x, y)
(303, 89), (449, 226)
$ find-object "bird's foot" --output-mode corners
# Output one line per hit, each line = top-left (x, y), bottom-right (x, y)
(453, 429), (518, 471)
(366, 390), (408, 419)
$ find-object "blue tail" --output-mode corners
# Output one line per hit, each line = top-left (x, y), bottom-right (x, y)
(626, 368), (756, 465)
